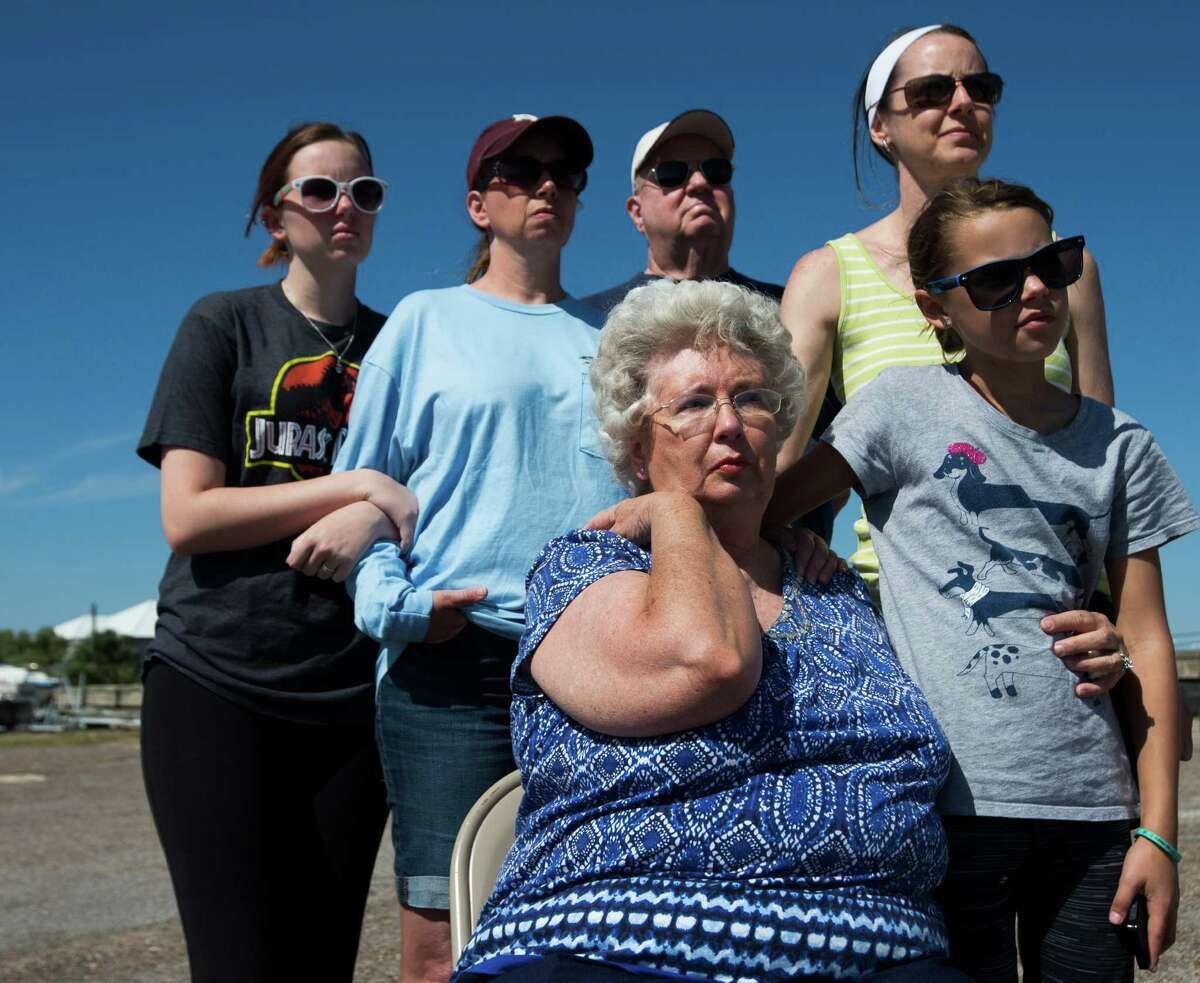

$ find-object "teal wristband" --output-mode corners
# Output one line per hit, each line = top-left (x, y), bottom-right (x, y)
(1133, 827), (1183, 864)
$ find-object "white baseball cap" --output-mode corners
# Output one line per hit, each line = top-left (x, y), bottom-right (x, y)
(630, 109), (735, 191)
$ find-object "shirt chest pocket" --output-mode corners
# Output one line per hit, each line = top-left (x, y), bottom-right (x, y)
(578, 357), (606, 460)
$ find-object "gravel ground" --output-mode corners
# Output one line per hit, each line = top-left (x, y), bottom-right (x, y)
(2, 724), (1198, 982)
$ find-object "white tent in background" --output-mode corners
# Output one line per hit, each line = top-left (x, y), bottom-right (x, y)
(52, 613), (98, 642)
(53, 600), (157, 641)
(105, 600), (157, 639)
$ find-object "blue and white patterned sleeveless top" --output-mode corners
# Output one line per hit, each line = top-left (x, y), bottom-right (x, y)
(455, 530), (952, 982)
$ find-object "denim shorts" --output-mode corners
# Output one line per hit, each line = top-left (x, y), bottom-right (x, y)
(375, 622), (517, 910)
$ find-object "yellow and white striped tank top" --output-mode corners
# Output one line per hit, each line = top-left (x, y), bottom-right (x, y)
(827, 232), (1073, 587)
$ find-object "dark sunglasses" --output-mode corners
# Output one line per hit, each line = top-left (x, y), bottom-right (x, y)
(886, 71), (1004, 111)
(645, 157), (733, 190)
(273, 175), (388, 214)
(481, 156), (587, 194)
(925, 236), (1086, 311)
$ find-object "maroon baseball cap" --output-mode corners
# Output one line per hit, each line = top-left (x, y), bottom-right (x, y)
(466, 114), (594, 189)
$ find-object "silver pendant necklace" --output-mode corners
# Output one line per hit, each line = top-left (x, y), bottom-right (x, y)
(298, 305), (358, 374)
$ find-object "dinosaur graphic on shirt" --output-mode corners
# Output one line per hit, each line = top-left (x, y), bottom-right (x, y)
(244, 353), (361, 480)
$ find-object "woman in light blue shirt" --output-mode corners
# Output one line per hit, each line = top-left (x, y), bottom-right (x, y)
(334, 113), (625, 983)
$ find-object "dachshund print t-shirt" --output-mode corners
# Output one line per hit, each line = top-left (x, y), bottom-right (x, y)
(824, 363), (1198, 819)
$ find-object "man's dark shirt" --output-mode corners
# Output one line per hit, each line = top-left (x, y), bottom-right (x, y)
(585, 268), (787, 314)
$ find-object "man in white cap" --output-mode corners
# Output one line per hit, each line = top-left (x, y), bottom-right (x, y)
(585, 109), (842, 541)
(585, 108), (783, 313)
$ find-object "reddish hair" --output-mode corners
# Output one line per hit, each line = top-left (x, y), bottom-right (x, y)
(244, 122), (374, 268)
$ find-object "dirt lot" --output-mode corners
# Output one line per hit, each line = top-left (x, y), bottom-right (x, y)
(2, 725), (1198, 982)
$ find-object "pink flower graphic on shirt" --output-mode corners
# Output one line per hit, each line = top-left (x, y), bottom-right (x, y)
(947, 442), (987, 465)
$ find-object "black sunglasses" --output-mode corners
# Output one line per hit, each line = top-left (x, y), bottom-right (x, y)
(480, 156), (587, 194)
(645, 157), (733, 190)
(926, 236), (1085, 311)
(885, 71), (1004, 112)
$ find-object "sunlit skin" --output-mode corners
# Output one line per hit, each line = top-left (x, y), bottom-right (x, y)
(264, 139), (376, 272)
(872, 32), (994, 194)
(628, 134), (734, 278)
(469, 131), (577, 249)
(915, 207), (1078, 433)
(632, 347), (777, 529)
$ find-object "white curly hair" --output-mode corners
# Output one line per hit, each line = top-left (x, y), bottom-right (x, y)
(589, 278), (806, 493)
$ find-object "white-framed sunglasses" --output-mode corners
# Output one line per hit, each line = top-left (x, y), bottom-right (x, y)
(273, 175), (389, 214)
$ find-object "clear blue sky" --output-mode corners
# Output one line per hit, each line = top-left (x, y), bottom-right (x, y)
(3, 0), (1197, 644)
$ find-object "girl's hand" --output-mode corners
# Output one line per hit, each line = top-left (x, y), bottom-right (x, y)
(1109, 836), (1179, 971)
(763, 526), (843, 585)
(288, 501), (395, 582)
(359, 471), (419, 553)
(1041, 610), (1126, 699)
(586, 493), (697, 547)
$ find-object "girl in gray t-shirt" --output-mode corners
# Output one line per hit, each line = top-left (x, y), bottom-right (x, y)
(770, 179), (1197, 980)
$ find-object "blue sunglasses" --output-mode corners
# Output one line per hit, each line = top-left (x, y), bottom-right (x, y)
(925, 236), (1085, 311)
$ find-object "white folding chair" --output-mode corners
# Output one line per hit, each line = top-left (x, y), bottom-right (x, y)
(448, 769), (524, 962)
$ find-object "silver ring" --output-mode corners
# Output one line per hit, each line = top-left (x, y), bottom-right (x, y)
(319, 563), (335, 575)
(1120, 649), (1135, 673)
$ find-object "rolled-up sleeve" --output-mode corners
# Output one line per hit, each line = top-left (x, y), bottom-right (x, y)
(335, 354), (433, 643)
(345, 541), (435, 643)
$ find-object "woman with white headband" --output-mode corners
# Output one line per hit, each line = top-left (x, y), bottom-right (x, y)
(777, 25), (1137, 716)
(774, 24), (1163, 983)
(775, 30), (1141, 720)
(779, 24), (1113, 580)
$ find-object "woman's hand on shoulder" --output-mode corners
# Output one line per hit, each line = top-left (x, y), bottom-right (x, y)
(288, 501), (398, 582)
(762, 526), (843, 585)
(585, 492), (700, 547)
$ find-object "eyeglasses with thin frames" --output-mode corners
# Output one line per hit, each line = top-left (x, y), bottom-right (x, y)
(648, 388), (782, 439)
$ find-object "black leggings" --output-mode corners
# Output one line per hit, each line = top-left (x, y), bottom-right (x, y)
(141, 660), (388, 983)
(936, 816), (1133, 983)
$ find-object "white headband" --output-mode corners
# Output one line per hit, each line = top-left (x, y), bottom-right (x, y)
(864, 25), (943, 127)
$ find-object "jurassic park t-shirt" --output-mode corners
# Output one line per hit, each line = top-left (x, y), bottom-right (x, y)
(823, 363), (1199, 820)
(137, 283), (385, 724)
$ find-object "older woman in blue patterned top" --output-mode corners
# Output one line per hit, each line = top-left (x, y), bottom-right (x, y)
(454, 279), (967, 983)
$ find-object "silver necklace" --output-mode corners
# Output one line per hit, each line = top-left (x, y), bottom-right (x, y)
(298, 305), (358, 373)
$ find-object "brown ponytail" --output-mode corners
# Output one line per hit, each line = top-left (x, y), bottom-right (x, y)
(465, 230), (491, 283)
